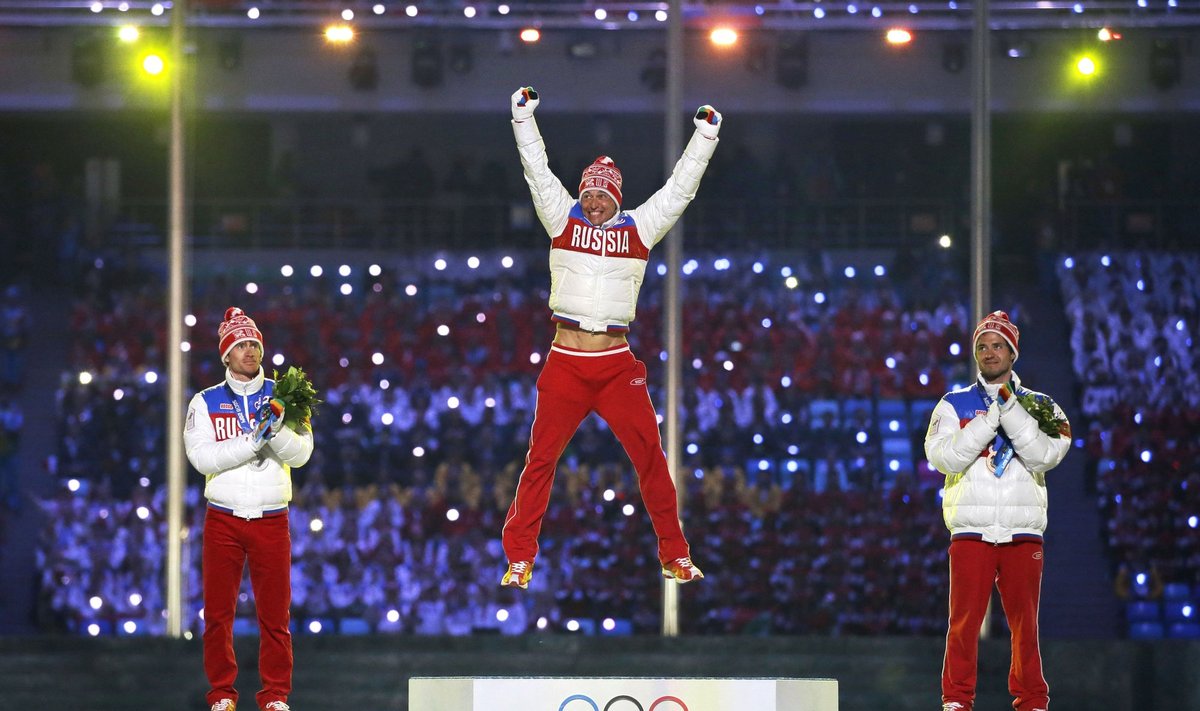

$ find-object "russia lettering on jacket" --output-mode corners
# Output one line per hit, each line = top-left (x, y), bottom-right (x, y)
(568, 222), (632, 255)
(212, 414), (243, 442)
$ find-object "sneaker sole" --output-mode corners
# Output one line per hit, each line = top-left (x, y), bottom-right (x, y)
(500, 578), (529, 589)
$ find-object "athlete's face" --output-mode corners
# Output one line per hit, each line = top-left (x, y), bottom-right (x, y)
(975, 332), (1015, 384)
(580, 189), (617, 225)
(225, 340), (262, 381)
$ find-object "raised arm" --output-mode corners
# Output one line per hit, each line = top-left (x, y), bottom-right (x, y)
(510, 86), (573, 238)
(631, 105), (722, 246)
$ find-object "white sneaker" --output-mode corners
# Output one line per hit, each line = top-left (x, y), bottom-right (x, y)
(263, 703), (291, 711)
(209, 700), (236, 711)
(941, 703), (966, 711)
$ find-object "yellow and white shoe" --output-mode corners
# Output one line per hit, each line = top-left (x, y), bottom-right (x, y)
(661, 557), (704, 583)
(501, 560), (533, 589)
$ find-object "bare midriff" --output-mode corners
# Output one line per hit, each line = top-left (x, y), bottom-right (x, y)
(553, 321), (629, 351)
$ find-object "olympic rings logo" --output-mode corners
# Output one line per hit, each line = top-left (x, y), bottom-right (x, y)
(558, 694), (688, 711)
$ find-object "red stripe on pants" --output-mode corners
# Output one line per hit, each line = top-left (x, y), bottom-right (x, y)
(942, 539), (1049, 711)
(202, 507), (293, 709)
(502, 345), (690, 565)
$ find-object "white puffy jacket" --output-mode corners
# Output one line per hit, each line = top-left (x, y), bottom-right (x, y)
(512, 117), (717, 333)
(184, 368), (313, 518)
(924, 372), (1071, 542)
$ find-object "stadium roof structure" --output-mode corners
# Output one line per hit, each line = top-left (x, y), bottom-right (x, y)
(2, 0), (1199, 31)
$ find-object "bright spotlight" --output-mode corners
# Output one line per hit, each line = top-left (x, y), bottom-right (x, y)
(1075, 54), (1098, 76)
(324, 24), (355, 43)
(710, 27), (738, 46)
(886, 28), (913, 45)
(141, 53), (166, 76)
(520, 27), (541, 43)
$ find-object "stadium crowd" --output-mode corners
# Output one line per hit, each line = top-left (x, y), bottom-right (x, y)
(39, 246), (968, 636)
(1059, 251), (1200, 636)
(35, 244), (1200, 639)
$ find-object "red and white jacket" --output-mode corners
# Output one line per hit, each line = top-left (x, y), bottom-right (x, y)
(184, 367), (313, 518)
(512, 117), (718, 333)
(924, 372), (1071, 543)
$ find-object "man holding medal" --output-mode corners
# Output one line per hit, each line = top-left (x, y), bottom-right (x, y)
(185, 307), (313, 711)
(924, 310), (1071, 711)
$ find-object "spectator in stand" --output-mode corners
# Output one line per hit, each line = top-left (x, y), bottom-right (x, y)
(925, 310), (1071, 711)
(1, 284), (30, 389)
(0, 390), (22, 511)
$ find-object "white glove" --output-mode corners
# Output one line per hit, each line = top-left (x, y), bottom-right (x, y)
(982, 400), (1001, 430)
(511, 86), (539, 122)
(248, 431), (269, 453)
(694, 105), (721, 139)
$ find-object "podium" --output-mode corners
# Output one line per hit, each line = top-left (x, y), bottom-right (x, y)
(410, 676), (838, 710)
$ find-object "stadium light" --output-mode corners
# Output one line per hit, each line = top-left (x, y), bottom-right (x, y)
(1075, 54), (1098, 77)
(710, 27), (738, 47)
(324, 24), (354, 43)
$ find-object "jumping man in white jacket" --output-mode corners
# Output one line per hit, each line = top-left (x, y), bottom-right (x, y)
(499, 86), (721, 590)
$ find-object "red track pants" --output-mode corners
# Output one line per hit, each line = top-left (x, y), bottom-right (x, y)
(202, 506), (293, 710)
(502, 343), (691, 566)
(943, 539), (1049, 711)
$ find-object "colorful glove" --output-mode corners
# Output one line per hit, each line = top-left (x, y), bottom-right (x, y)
(511, 86), (539, 122)
(996, 382), (1019, 412)
(253, 398), (286, 444)
(694, 105), (722, 139)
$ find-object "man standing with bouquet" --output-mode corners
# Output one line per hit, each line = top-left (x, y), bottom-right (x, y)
(185, 307), (317, 711)
(924, 310), (1071, 711)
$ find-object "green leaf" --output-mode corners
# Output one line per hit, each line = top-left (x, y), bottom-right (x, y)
(1016, 393), (1068, 438)
(271, 366), (321, 429)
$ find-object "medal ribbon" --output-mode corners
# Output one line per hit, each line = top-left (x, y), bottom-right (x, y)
(225, 384), (256, 435)
(976, 383), (1017, 478)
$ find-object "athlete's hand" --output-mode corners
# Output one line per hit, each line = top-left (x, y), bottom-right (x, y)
(997, 382), (1019, 412)
(253, 398), (286, 444)
(694, 105), (721, 139)
(511, 86), (540, 122)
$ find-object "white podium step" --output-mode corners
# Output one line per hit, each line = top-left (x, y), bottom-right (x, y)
(409, 676), (838, 711)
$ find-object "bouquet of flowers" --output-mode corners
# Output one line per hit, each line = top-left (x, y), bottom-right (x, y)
(271, 365), (321, 430)
(1015, 392), (1070, 438)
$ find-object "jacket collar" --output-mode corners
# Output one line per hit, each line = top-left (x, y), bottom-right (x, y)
(225, 367), (264, 396)
(976, 370), (1022, 391)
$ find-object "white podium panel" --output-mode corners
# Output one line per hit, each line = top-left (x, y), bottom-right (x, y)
(409, 676), (838, 711)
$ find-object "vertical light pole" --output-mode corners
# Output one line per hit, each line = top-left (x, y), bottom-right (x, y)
(971, 0), (994, 640)
(165, 0), (190, 638)
(661, 0), (685, 637)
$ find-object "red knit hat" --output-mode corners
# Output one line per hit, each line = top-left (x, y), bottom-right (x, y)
(973, 310), (1019, 361)
(218, 307), (263, 361)
(578, 156), (623, 209)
